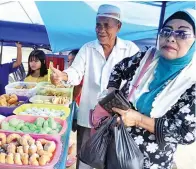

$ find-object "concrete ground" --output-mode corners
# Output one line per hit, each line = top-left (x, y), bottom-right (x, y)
(174, 142), (196, 169)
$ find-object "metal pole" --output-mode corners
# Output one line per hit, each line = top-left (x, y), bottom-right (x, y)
(156, 1), (167, 45)
(0, 41), (3, 64)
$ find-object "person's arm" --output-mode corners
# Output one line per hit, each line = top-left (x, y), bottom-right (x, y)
(154, 86), (196, 145)
(107, 52), (144, 90)
(137, 114), (155, 133)
(13, 42), (22, 68)
(73, 84), (83, 101)
(112, 107), (155, 133)
(113, 84), (196, 145)
(50, 45), (86, 86)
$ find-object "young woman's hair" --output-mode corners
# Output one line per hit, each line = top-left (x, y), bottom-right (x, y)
(27, 50), (48, 77)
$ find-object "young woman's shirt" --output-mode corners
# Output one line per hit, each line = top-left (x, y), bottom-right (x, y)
(24, 75), (48, 83)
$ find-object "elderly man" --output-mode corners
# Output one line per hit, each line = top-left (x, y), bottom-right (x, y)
(50, 4), (139, 169)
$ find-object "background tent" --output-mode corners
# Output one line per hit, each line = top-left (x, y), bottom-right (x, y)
(0, 1), (195, 53)
(36, 1), (195, 53)
(0, 21), (50, 49)
(0, 1), (50, 49)
(36, 1), (161, 52)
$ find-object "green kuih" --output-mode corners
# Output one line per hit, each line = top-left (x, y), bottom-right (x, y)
(28, 124), (37, 131)
(43, 120), (49, 128)
(43, 127), (52, 133)
(9, 118), (21, 127)
(8, 126), (16, 131)
(35, 117), (45, 127)
(48, 117), (57, 129)
(21, 126), (30, 132)
(48, 130), (59, 134)
(16, 123), (25, 130)
(1, 121), (10, 130)
(39, 128), (48, 134)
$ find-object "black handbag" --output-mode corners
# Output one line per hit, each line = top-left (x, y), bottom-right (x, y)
(99, 90), (132, 115)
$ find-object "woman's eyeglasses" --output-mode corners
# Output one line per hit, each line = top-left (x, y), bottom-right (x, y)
(159, 28), (195, 40)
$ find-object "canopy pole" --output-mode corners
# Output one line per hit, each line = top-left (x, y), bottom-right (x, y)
(0, 41), (3, 64)
(156, 1), (167, 45)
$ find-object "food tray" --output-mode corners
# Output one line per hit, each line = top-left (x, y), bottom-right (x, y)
(5, 82), (37, 98)
(0, 115), (67, 137)
(36, 82), (73, 101)
(13, 104), (70, 120)
(0, 131), (62, 169)
(29, 95), (70, 107)
(0, 96), (29, 117)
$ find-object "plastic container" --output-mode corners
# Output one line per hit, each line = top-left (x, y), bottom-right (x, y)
(13, 104), (70, 120)
(0, 131), (62, 169)
(5, 82), (37, 98)
(36, 82), (73, 101)
(0, 115), (67, 136)
(29, 95), (70, 107)
(0, 96), (29, 117)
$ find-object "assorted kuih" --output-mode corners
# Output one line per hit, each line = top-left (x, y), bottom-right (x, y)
(0, 81), (73, 168)
(0, 94), (24, 107)
(1, 117), (62, 134)
(0, 133), (56, 166)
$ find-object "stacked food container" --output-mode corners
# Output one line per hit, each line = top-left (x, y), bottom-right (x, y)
(0, 82), (73, 169)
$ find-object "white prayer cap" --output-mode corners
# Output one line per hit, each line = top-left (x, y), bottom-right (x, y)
(97, 4), (121, 22)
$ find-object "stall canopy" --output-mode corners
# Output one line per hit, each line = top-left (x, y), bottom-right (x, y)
(0, 1), (50, 49)
(0, 1), (195, 52)
(36, 1), (195, 52)
(0, 21), (50, 49)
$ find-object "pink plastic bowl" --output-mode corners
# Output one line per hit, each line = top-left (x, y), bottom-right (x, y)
(0, 115), (67, 137)
(0, 131), (62, 169)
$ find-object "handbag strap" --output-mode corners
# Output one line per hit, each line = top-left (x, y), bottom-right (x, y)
(128, 48), (156, 100)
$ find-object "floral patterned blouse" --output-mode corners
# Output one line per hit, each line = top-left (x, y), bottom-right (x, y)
(107, 51), (196, 169)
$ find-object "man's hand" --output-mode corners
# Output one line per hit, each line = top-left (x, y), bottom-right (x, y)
(50, 64), (68, 86)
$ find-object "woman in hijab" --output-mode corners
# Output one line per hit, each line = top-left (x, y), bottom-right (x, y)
(107, 9), (195, 169)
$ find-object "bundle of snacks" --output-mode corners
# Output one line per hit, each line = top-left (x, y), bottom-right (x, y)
(30, 95), (70, 105)
(0, 133), (56, 166)
(17, 107), (65, 118)
(5, 82), (37, 98)
(1, 117), (62, 134)
(36, 82), (73, 98)
(37, 89), (69, 97)
(0, 94), (24, 107)
(15, 85), (36, 90)
(52, 96), (70, 105)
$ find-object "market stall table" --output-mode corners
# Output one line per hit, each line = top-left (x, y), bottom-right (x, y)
(54, 102), (76, 169)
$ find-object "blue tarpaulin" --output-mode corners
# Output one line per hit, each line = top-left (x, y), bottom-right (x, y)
(35, 1), (195, 52)
(36, 1), (161, 52)
(0, 1), (195, 52)
(0, 20), (50, 49)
